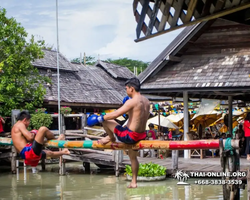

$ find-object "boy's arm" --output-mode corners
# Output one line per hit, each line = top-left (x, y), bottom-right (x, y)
(0, 117), (5, 124)
(19, 124), (35, 142)
(104, 99), (134, 120)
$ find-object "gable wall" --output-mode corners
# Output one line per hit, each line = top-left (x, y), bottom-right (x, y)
(185, 19), (250, 55)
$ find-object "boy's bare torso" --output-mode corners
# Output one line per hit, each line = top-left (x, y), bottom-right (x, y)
(11, 121), (29, 153)
(126, 94), (150, 133)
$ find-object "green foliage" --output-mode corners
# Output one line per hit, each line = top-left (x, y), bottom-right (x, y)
(0, 8), (50, 116)
(60, 106), (72, 115)
(105, 58), (149, 74)
(71, 56), (96, 65)
(125, 162), (166, 177)
(30, 108), (52, 130)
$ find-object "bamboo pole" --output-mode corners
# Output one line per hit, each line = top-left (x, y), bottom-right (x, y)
(0, 137), (239, 150)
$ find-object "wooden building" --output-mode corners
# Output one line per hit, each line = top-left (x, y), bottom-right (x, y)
(138, 18), (250, 101)
(32, 49), (135, 112)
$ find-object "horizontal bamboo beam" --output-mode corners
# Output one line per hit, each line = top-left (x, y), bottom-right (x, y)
(0, 137), (239, 150)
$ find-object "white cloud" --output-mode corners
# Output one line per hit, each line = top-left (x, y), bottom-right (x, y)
(3, 0), (181, 62)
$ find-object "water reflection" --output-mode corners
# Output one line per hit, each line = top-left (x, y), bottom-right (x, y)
(0, 168), (247, 200)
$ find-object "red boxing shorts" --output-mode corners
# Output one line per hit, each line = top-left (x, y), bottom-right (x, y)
(20, 141), (46, 167)
(114, 125), (146, 144)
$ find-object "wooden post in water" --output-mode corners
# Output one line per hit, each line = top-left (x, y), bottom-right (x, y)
(41, 159), (46, 171)
(11, 110), (20, 174)
(221, 139), (230, 200)
(247, 168), (250, 200)
(114, 150), (123, 177)
(59, 114), (66, 176)
(11, 147), (17, 174)
(172, 150), (178, 170)
(221, 138), (240, 200)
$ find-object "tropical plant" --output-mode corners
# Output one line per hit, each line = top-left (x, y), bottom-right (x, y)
(60, 106), (72, 115)
(71, 56), (96, 65)
(0, 8), (51, 116)
(105, 58), (149, 74)
(125, 162), (166, 177)
(30, 108), (52, 130)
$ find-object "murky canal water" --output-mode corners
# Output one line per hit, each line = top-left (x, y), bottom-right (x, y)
(0, 163), (247, 200)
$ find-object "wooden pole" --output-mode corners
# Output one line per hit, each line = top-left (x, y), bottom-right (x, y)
(172, 150), (178, 170)
(114, 150), (123, 177)
(11, 146), (16, 174)
(247, 168), (250, 200)
(0, 137), (239, 150)
(228, 96), (233, 136)
(183, 91), (189, 159)
(59, 114), (66, 176)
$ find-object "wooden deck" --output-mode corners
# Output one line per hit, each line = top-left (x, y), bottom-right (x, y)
(62, 150), (250, 175)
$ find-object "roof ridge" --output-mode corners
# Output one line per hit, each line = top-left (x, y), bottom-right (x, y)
(87, 66), (124, 102)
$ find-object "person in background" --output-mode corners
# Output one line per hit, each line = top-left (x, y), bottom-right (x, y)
(243, 112), (250, 160)
(147, 123), (157, 140)
(0, 115), (5, 133)
(168, 129), (173, 140)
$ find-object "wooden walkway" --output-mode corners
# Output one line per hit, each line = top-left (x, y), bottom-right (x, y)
(62, 150), (250, 175)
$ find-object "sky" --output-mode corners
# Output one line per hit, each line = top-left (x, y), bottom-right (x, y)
(2, 0), (182, 63)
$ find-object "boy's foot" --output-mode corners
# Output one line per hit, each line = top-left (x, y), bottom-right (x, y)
(98, 136), (111, 145)
(62, 148), (70, 155)
(127, 182), (137, 188)
(57, 134), (65, 140)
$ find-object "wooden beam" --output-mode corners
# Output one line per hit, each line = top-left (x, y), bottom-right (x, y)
(158, 0), (173, 31)
(146, 0), (161, 36)
(214, 0), (227, 12)
(133, 0), (139, 14)
(184, 0), (198, 22)
(166, 55), (183, 62)
(136, 0), (150, 39)
(170, 0), (185, 27)
(135, 2), (250, 42)
(201, 0), (213, 17)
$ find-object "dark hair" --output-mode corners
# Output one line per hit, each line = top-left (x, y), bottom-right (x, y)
(125, 78), (140, 92)
(148, 123), (154, 128)
(245, 112), (250, 121)
(17, 111), (31, 121)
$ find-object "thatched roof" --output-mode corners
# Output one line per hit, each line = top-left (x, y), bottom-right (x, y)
(33, 50), (135, 108)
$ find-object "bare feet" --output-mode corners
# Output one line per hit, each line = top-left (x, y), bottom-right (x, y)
(57, 134), (65, 140)
(98, 136), (111, 145)
(127, 182), (137, 188)
(62, 148), (70, 155)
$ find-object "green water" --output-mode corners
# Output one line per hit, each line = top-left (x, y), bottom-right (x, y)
(0, 164), (247, 200)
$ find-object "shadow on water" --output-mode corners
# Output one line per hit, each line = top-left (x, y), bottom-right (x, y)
(0, 163), (247, 200)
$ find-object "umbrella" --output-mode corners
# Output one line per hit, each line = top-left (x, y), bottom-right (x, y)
(166, 113), (184, 127)
(147, 115), (179, 129)
(191, 114), (219, 129)
(219, 120), (239, 133)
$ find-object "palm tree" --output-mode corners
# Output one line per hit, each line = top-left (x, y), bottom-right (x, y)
(174, 170), (183, 181)
(182, 173), (189, 182)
